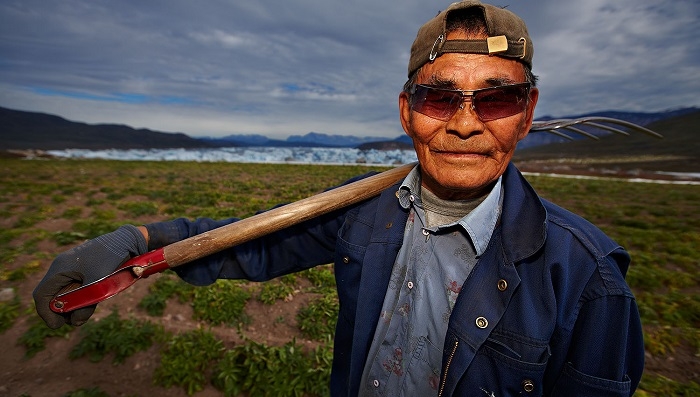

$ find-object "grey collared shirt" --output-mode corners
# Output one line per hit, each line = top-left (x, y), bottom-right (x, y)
(359, 166), (502, 396)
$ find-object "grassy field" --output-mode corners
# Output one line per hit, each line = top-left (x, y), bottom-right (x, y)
(0, 158), (698, 396)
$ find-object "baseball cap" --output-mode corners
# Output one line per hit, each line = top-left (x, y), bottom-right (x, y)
(408, 1), (533, 77)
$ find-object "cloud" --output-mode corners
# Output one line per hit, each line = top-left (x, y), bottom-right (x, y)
(0, 0), (698, 138)
(521, 0), (700, 116)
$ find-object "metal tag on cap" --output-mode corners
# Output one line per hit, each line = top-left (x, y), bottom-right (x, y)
(486, 35), (508, 54)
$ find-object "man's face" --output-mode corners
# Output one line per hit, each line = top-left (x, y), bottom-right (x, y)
(400, 32), (539, 200)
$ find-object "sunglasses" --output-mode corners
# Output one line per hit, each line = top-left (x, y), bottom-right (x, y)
(409, 83), (531, 122)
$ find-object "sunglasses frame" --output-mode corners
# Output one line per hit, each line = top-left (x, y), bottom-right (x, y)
(409, 82), (532, 122)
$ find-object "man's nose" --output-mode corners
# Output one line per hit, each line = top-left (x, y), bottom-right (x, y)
(446, 98), (484, 137)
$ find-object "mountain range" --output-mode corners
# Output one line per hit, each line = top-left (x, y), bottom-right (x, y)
(1, 105), (697, 152)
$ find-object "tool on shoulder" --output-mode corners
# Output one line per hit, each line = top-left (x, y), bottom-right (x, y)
(49, 117), (662, 313)
(50, 162), (416, 313)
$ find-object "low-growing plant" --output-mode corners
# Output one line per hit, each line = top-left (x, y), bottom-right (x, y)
(6, 259), (43, 281)
(72, 219), (122, 239)
(52, 231), (88, 246)
(0, 231), (45, 271)
(85, 197), (105, 206)
(212, 339), (332, 397)
(70, 310), (163, 364)
(257, 280), (295, 305)
(638, 373), (700, 397)
(138, 273), (195, 316)
(154, 329), (225, 395)
(0, 290), (21, 333)
(636, 289), (700, 328)
(0, 228), (23, 245)
(192, 280), (251, 326)
(297, 294), (339, 342)
(62, 387), (111, 397)
(118, 201), (159, 217)
(13, 205), (52, 228)
(302, 264), (336, 293)
(17, 316), (73, 358)
(61, 206), (83, 219)
(51, 194), (67, 204)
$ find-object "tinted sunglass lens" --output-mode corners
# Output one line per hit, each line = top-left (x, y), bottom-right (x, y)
(473, 86), (528, 121)
(412, 86), (461, 121)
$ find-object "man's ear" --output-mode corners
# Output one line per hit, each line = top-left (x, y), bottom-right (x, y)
(518, 87), (539, 141)
(399, 91), (414, 138)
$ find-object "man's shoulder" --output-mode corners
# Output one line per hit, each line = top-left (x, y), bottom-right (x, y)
(541, 198), (623, 258)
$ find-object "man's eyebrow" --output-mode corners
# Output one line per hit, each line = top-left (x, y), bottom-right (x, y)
(424, 75), (521, 89)
(485, 77), (519, 86)
(425, 76), (458, 89)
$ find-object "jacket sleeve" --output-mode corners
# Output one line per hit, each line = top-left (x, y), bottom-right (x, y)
(143, 206), (347, 286)
(550, 255), (645, 397)
(143, 172), (378, 286)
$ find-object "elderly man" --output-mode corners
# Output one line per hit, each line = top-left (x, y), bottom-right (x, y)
(35, 1), (644, 396)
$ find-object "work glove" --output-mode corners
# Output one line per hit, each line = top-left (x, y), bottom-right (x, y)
(33, 224), (148, 329)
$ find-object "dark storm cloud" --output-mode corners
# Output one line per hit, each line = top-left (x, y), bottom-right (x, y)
(1, 0), (697, 138)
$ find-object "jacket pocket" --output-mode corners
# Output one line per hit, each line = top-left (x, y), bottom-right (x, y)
(482, 330), (551, 367)
(458, 332), (551, 396)
(550, 362), (631, 397)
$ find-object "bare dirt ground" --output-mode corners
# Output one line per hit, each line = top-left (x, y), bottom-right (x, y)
(1, 160), (698, 397)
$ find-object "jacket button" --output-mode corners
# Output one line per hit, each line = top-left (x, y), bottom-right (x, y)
(497, 279), (508, 291)
(385, 222), (393, 229)
(342, 256), (350, 264)
(475, 316), (488, 329)
(522, 379), (535, 392)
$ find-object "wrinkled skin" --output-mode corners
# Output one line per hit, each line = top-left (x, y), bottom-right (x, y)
(399, 32), (539, 200)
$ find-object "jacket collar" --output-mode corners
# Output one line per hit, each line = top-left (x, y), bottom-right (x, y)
(499, 163), (548, 264)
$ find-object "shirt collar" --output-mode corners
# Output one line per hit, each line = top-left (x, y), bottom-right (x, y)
(397, 165), (502, 256)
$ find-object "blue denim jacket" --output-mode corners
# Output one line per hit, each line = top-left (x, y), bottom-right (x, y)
(147, 163), (644, 396)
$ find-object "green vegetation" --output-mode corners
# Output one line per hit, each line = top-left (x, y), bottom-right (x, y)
(138, 271), (195, 316)
(192, 280), (252, 327)
(302, 264), (337, 294)
(69, 311), (164, 364)
(0, 289), (21, 333)
(154, 329), (225, 395)
(257, 273), (299, 305)
(62, 387), (111, 397)
(17, 316), (73, 358)
(0, 158), (697, 395)
(212, 339), (332, 397)
(297, 294), (339, 342)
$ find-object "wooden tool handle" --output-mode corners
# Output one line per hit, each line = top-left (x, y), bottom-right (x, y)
(162, 162), (415, 267)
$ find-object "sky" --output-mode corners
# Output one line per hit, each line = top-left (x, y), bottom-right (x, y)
(1, 0), (698, 139)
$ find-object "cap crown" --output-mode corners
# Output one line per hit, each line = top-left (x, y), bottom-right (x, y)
(408, 1), (533, 77)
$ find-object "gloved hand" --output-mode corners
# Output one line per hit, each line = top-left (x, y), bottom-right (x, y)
(33, 225), (148, 329)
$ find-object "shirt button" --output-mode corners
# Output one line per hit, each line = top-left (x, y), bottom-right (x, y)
(342, 256), (350, 264)
(522, 379), (535, 392)
(422, 229), (430, 236)
(407, 281), (414, 289)
(497, 279), (508, 291)
(373, 379), (380, 388)
(409, 194), (415, 202)
(475, 316), (489, 329)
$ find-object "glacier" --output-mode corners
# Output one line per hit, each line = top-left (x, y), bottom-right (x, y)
(46, 147), (418, 166)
